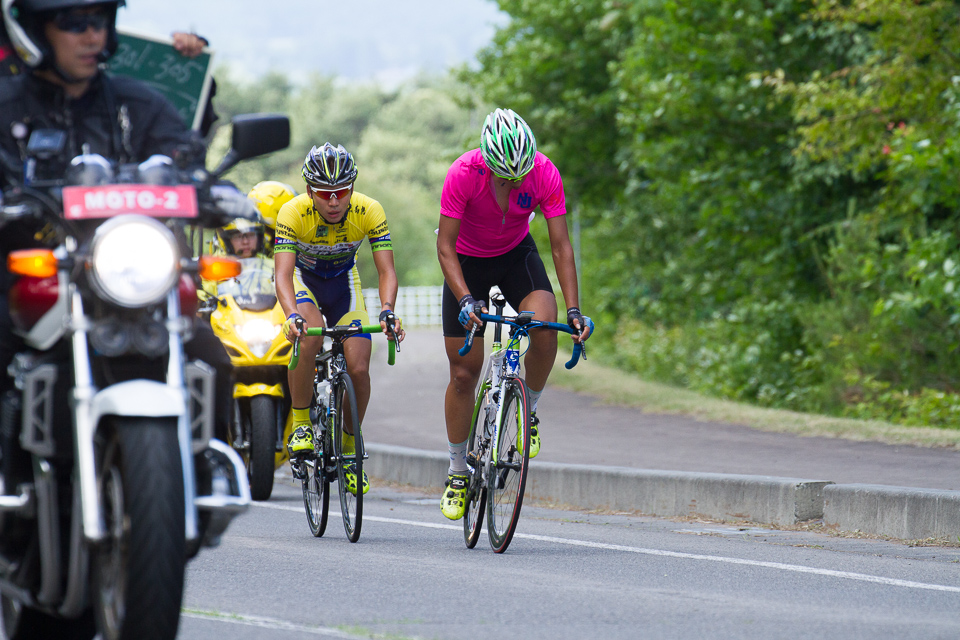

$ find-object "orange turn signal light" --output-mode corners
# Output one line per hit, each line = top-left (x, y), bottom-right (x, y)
(198, 255), (241, 281)
(8, 249), (57, 278)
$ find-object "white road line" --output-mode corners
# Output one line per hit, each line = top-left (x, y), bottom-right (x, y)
(254, 502), (960, 594)
(182, 609), (380, 637)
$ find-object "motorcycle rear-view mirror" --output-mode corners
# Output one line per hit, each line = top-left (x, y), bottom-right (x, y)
(210, 114), (290, 178)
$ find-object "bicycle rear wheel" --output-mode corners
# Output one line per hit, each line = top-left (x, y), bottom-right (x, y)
(486, 377), (530, 553)
(333, 373), (363, 542)
(463, 383), (490, 549)
(301, 452), (329, 537)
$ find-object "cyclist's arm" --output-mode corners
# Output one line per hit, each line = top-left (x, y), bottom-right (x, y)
(274, 250), (299, 331)
(437, 215), (470, 301)
(371, 248), (404, 341)
(545, 215), (590, 342)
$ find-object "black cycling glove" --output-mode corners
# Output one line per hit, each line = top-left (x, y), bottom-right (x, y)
(458, 294), (483, 328)
(567, 306), (585, 335)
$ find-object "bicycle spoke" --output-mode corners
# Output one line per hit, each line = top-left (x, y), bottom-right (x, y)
(486, 378), (530, 553)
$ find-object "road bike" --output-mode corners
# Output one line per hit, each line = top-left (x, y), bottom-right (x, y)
(459, 291), (592, 553)
(287, 320), (398, 542)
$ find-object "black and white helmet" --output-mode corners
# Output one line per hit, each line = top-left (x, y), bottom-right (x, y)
(301, 143), (358, 188)
(2, 0), (125, 70)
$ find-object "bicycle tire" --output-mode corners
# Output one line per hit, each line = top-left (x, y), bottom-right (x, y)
(301, 454), (329, 537)
(486, 377), (530, 553)
(463, 382), (490, 549)
(333, 373), (363, 542)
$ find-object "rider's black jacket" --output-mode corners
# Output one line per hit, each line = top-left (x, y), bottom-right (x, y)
(0, 71), (196, 189)
(0, 70), (201, 283)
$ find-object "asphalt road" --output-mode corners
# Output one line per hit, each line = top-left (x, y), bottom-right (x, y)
(365, 329), (960, 491)
(176, 477), (960, 640)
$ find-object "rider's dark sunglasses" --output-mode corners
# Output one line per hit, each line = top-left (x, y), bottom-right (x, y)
(310, 186), (352, 201)
(52, 9), (110, 34)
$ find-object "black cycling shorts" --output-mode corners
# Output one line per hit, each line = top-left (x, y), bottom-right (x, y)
(441, 234), (554, 338)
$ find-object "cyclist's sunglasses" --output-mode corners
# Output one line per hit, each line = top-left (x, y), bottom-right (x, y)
(52, 9), (111, 33)
(310, 185), (352, 201)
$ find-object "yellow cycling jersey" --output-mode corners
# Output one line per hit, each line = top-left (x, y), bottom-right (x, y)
(274, 191), (392, 279)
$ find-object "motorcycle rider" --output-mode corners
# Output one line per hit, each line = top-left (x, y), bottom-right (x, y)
(0, 0), (233, 439)
(276, 143), (405, 495)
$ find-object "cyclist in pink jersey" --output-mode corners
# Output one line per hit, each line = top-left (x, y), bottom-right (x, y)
(436, 108), (591, 520)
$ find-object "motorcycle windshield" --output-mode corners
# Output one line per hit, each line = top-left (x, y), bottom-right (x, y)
(216, 256), (277, 311)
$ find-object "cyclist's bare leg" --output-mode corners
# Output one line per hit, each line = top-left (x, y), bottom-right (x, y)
(518, 290), (558, 393)
(288, 302), (325, 409)
(342, 337), (372, 435)
(443, 336), (484, 444)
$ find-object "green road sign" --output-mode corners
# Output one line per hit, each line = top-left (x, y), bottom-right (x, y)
(108, 29), (215, 131)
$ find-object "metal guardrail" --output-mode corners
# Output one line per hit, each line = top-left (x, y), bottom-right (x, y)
(363, 285), (443, 327)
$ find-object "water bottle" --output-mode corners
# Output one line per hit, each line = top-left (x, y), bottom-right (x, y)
(316, 380), (330, 408)
(484, 393), (497, 439)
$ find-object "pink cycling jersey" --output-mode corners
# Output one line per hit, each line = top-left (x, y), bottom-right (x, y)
(440, 148), (566, 257)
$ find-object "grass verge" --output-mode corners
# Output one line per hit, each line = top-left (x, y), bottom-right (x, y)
(550, 349), (960, 449)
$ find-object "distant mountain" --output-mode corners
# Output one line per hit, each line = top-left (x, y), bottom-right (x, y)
(117, 0), (508, 86)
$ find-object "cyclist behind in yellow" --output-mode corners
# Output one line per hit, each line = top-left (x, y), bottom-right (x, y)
(248, 180), (299, 254)
(275, 143), (405, 496)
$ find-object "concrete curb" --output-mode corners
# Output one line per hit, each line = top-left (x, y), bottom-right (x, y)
(824, 484), (960, 540)
(366, 443), (960, 540)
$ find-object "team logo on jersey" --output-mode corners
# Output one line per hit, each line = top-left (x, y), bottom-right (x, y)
(517, 192), (532, 209)
(315, 226), (329, 238)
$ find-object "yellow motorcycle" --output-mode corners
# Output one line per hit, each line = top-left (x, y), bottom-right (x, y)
(202, 255), (293, 500)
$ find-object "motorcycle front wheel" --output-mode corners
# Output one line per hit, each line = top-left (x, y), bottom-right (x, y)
(92, 417), (185, 640)
(248, 395), (278, 501)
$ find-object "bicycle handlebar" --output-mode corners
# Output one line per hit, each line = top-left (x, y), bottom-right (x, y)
(458, 312), (595, 369)
(288, 323), (398, 370)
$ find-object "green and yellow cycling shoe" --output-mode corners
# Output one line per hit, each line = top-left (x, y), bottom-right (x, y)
(528, 413), (540, 459)
(287, 425), (314, 457)
(440, 473), (469, 520)
(517, 413), (540, 459)
(342, 460), (369, 496)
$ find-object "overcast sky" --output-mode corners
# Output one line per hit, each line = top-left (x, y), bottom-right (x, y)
(116, 0), (508, 86)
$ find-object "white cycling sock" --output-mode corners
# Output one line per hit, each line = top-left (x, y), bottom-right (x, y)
(448, 439), (468, 474)
(528, 387), (543, 415)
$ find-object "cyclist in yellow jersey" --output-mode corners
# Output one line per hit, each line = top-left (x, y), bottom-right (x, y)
(275, 143), (404, 496)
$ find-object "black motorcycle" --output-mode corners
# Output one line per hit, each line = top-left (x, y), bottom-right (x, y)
(0, 114), (289, 640)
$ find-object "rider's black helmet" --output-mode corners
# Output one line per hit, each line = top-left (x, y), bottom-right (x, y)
(2, 0), (125, 71)
(301, 143), (358, 189)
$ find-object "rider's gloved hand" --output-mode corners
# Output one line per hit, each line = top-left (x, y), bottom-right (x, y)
(567, 306), (585, 333)
(283, 312), (303, 341)
(379, 309), (404, 343)
(567, 306), (592, 341)
(458, 295), (484, 329)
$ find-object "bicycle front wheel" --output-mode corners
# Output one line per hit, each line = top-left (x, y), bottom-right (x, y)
(463, 383), (490, 549)
(333, 373), (363, 542)
(486, 377), (530, 553)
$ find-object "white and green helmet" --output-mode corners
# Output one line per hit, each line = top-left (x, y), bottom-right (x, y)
(480, 108), (538, 180)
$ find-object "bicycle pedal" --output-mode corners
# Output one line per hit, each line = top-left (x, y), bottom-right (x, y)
(290, 461), (306, 480)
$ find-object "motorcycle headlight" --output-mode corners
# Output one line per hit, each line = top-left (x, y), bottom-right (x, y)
(90, 216), (180, 308)
(236, 319), (281, 359)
